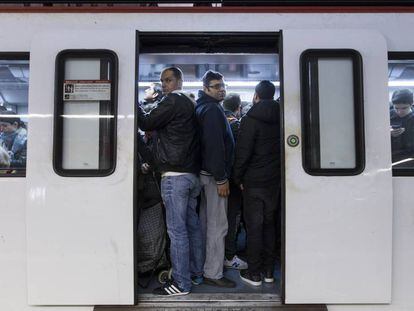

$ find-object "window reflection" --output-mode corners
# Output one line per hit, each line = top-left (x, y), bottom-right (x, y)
(0, 58), (29, 176)
(389, 60), (414, 170)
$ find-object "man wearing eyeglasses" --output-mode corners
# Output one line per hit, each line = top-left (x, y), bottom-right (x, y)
(195, 70), (236, 288)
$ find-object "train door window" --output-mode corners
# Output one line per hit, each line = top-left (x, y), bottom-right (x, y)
(388, 53), (414, 176)
(0, 53), (29, 177)
(53, 50), (118, 177)
(137, 33), (281, 298)
(300, 49), (365, 175)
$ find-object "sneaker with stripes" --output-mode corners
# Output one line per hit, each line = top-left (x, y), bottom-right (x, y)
(152, 280), (190, 296)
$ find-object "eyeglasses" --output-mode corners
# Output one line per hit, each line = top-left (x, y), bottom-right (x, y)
(207, 83), (227, 90)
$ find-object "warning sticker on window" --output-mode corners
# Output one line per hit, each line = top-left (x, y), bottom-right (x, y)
(63, 80), (111, 101)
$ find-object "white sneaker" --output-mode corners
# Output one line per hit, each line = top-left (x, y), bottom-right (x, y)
(224, 255), (248, 270)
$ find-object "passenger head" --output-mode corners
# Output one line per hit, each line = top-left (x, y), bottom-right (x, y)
(160, 67), (183, 94)
(202, 70), (226, 102)
(223, 93), (241, 118)
(144, 82), (163, 102)
(253, 80), (276, 104)
(392, 89), (413, 118)
(0, 111), (20, 134)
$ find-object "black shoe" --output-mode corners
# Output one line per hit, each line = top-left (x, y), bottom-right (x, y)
(152, 280), (190, 296)
(191, 275), (203, 285)
(204, 276), (236, 288)
(240, 269), (262, 286)
(263, 270), (274, 283)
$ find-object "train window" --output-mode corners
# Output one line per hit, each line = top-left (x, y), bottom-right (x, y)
(388, 54), (414, 176)
(300, 49), (365, 175)
(0, 54), (29, 177)
(53, 50), (118, 177)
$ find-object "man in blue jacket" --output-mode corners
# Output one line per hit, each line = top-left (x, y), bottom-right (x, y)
(196, 70), (236, 288)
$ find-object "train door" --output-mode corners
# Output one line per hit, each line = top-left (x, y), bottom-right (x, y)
(26, 30), (136, 305)
(283, 30), (393, 303)
(134, 32), (286, 307)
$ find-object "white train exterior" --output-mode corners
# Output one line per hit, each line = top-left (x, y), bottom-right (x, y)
(0, 5), (413, 311)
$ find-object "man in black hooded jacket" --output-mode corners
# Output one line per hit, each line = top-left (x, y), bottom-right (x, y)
(233, 80), (281, 286)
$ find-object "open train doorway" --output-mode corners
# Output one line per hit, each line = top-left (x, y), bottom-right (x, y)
(135, 32), (284, 306)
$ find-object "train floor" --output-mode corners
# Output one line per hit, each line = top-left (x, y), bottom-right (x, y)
(137, 261), (281, 295)
(137, 225), (281, 296)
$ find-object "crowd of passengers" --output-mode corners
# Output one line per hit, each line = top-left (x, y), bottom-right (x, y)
(0, 106), (27, 170)
(136, 66), (281, 296)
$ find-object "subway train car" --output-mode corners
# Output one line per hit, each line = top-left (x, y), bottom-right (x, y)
(1, 1), (414, 310)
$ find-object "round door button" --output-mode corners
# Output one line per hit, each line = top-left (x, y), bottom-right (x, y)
(287, 135), (299, 147)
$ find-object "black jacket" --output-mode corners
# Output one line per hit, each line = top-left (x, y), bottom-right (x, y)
(137, 134), (162, 209)
(196, 91), (235, 183)
(233, 99), (281, 188)
(391, 112), (414, 165)
(224, 110), (241, 144)
(137, 92), (200, 174)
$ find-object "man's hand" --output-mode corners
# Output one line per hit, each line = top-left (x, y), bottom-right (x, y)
(391, 127), (405, 137)
(239, 184), (244, 191)
(141, 163), (150, 174)
(217, 180), (230, 197)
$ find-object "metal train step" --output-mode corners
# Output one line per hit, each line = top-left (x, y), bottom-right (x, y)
(94, 293), (328, 311)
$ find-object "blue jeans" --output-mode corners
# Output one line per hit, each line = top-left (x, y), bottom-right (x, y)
(161, 173), (204, 292)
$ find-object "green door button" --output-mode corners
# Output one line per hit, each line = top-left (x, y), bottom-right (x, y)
(287, 135), (299, 147)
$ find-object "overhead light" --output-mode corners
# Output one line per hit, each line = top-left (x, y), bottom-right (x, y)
(138, 81), (280, 87)
(388, 81), (414, 87)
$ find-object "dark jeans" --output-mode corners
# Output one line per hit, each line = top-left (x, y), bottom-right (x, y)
(225, 182), (242, 260)
(161, 174), (204, 291)
(243, 185), (281, 276)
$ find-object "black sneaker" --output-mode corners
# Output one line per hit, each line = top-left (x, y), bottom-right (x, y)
(152, 280), (190, 296)
(191, 275), (203, 285)
(263, 270), (274, 283)
(204, 276), (236, 288)
(240, 269), (262, 286)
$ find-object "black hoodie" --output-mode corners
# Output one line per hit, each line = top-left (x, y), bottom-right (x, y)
(233, 99), (281, 188)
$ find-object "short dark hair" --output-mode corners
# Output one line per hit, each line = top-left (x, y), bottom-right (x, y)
(255, 80), (275, 100)
(162, 66), (183, 81)
(0, 110), (20, 126)
(202, 70), (224, 87)
(223, 93), (241, 112)
(392, 89), (413, 105)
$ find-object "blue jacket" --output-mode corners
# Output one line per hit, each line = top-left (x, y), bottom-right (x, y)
(196, 90), (234, 184)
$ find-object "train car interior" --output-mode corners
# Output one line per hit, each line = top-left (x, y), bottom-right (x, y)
(135, 32), (283, 300)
